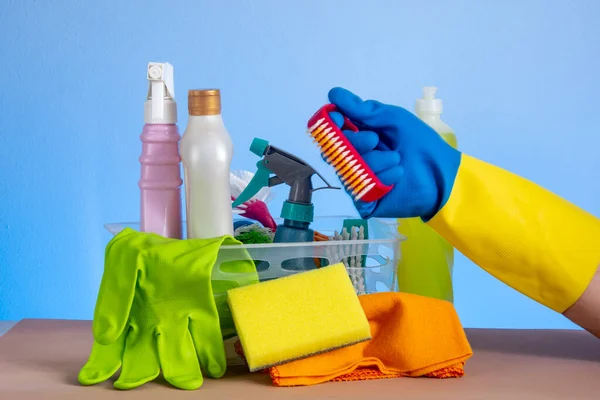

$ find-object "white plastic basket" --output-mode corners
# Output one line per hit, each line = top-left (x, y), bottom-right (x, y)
(105, 216), (404, 295)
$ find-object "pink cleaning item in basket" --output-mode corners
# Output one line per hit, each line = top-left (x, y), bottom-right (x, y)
(231, 195), (277, 231)
(138, 62), (183, 239)
(230, 170), (277, 231)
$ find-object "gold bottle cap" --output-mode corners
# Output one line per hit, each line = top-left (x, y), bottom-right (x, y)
(188, 89), (221, 116)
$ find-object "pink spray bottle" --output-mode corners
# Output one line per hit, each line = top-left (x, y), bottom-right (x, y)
(138, 62), (183, 238)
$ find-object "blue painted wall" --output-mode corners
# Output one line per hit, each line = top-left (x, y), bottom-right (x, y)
(1, 0), (598, 329)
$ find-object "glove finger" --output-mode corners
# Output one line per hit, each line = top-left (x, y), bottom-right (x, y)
(213, 291), (236, 340)
(93, 228), (140, 344)
(350, 166), (404, 219)
(328, 87), (388, 127)
(78, 333), (125, 386)
(327, 111), (379, 154)
(157, 321), (204, 390)
(375, 165), (404, 186)
(189, 316), (227, 379)
(353, 199), (377, 220)
(113, 325), (161, 390)
(342, 130), (379, 154)
(329, 111), (345, 128)
(328, 86), (419, 149)
(361, 151), (401, 174)
(211, 247), (260, 340)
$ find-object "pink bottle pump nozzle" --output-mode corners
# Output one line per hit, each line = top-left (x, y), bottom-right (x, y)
(145, 62), (177, 124)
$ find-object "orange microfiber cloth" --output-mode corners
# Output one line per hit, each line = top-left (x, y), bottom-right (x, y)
(235, 291), (473, 386)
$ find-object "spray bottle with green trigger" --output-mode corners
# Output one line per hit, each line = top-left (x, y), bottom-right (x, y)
(232, 137), (340, 270)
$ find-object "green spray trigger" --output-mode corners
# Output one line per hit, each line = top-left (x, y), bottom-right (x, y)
(231, 159), (271, 208)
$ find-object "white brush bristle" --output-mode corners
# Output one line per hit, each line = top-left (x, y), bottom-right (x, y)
(308, 119), (376, 201)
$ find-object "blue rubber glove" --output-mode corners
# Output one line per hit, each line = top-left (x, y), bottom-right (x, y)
(326, 87), (461, 221)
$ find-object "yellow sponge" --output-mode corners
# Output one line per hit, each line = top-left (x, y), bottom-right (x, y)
(227, 263), (372, 372)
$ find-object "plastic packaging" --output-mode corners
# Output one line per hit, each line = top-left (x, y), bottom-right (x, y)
(396, 86), (456, 303)
(180, 89), (234, 239)
(139, 62), (183, 238)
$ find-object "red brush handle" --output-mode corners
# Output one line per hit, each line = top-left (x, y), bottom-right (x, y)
(307, 104), (394, 203)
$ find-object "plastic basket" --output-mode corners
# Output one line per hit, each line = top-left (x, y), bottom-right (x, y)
(105, 216), (404, 295)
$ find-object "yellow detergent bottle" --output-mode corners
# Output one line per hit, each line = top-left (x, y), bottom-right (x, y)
(396, 86), (456, 302)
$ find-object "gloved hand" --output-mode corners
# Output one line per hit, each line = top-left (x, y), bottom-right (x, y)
(325, 87), (462, 221)
(322, 87), (600, 319)
(78, 228), (258, 390)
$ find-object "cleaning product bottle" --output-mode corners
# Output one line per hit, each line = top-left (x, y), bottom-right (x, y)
(396, 86), (456, 302)
(231, 137), (339, 271)
(139, 62), (183, 239)
(180, 89), (234, 239)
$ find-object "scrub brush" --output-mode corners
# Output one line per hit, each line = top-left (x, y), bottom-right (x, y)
(230, 170), (277, 231)
(306, 104), (394, 202)
(343, 218), (369, 269)
(329, 225), (367, 294)
(227, 263), (372, 372)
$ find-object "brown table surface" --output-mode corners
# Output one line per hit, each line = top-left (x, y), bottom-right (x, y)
(1, 319), (599, 399)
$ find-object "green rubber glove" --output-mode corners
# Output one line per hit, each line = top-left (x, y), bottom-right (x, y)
(78, 228), (258, 390)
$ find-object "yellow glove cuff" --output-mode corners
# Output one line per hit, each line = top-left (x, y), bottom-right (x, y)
(427, 154), (600, 313)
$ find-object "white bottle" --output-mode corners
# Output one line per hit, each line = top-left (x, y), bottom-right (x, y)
(180, 89), (234, 239)
(415, 87), (457, 148)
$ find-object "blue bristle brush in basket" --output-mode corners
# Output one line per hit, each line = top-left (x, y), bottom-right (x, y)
(327, 219), (369, 294)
